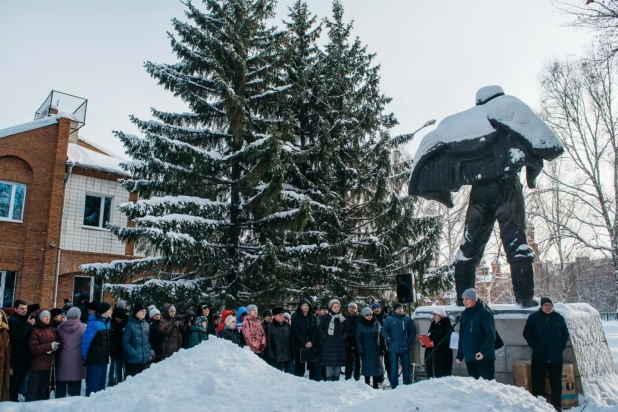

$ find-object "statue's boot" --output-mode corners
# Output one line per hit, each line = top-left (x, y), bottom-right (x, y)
(510, 260), (539, 308)
(455, 264), (477, 306)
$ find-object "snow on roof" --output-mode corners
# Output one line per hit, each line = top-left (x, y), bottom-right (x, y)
(0, 114), (76, 139)
(13, 338), (557, 412)
(78, 135), (128, 160)
(67, 143), (129, 176)
(411, 94), (561, 176)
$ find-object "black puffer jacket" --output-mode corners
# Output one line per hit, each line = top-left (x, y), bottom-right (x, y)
(318, 312), (347, 367)
(523, 309), (570, 363)
(149, 319), (162, 362)
(110, 309), (128, 359)
(291, 298), (318, 350)
(425, 317), (453, 378)
(267, 321), (294, 363)
(8, 313), (32, 372)
(345, 313), (361, 348)
(218, 327), (241, 346)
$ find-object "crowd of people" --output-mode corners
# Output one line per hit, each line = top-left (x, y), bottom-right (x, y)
(0, 289), (570, 411)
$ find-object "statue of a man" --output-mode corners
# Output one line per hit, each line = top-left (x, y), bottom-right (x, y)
(408, 86), (564, 307)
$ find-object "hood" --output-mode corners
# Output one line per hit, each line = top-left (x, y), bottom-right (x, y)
(163, 303), (175, 320)
(221, 309), (236, 322)
(236, 307), (246, 324)
(296, 298), (313, 313)
(57, 318), (83, 333)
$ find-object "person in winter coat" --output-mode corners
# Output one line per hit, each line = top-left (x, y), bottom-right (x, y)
(122, 303), (153, 377)
(198, 304), (214, 335)
(159, 304), (184, 360)
(291, 298), (317, 379)
(82, 302), (112, 396)
(318, 299), (347, 381)
(149, 308), (162, 363)
(345, 302), (361, 381)
(77, 293), (89, 324)
(242, 304), (266, 355)
(424, 306), (453, 378)
(356, 307), (383, 389)
(523, 297), (570, 411)
(217, 310), (236, 336)
(210, 313), (221, 337)
(218, 316), (242, 345)
(26, 309), (60, 401)
(108, 305), (128, 386)
(380, 302), (416, 389)
(0, 309), (11, 402)
(188, 316), (209, 348)
(50, 308), (64, 328)
(8, 299), (33, 402)
(456, 289), (496, 381)
(371, 303), (389, 382)
(236, 307), (247, 331)
(55, 307), (86, 398)
(267, 307), (295, 374)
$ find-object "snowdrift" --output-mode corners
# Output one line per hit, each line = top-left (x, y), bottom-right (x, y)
(3, 338), (567, 412)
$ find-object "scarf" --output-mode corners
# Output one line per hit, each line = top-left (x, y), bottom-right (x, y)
(327, 312), (345, 336)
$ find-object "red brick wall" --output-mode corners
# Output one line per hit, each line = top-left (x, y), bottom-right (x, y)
(0, 118), (70, 308)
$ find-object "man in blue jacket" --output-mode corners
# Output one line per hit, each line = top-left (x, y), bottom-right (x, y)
(456, 288), (496, 380)
(380, 302), (415, 389)
(82, 302), (112, 396)
(523, 297), (570, 411)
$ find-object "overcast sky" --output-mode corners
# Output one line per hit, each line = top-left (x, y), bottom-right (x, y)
(0, 0), (591, 157)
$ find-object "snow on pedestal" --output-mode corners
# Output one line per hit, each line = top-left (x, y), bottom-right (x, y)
(413, 303), (618, 408)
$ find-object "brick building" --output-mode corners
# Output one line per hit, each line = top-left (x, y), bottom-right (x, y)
(0, 98), (136, 309)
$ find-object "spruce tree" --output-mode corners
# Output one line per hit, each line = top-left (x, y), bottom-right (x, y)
(82, 0), (303, 310)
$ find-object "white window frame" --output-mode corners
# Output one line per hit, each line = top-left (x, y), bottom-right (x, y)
(0, 180), (26, 223)
(72, 275), (102, 303)
(82, 192), (113, 230)
(0, 271), (17, 307)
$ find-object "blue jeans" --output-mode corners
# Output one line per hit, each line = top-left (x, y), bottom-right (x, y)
(55, 380), (82, 398)
(275, 360), (295, 375)
(86, 364), (108, 396)
(108, 358), (124, 385)
(389, 352), (410, 389)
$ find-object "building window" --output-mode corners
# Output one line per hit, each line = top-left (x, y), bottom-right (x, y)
(72, 275), (103, 306)
(0, 180), (26, 222)
(83, 194), (112, 229)
(0, 271), (17, 307)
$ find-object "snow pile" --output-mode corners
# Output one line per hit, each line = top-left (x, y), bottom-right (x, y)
(603, 321), (618, 370)
(67, 143), (129, 176)
(349, 377), (554, 412)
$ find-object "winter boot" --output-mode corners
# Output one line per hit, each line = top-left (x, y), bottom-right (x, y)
(455, 263), (478, 306)
(510, 260), (538, 308)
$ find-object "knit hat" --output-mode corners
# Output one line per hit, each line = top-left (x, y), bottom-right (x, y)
(88, 301), (99, 311)
(432, 306), (447, 319)
(97, 302), (112, 315)
(328, 299), (340, 309)
(38, 310), (51, 320)
(272, 307), (285, 316)
(283, 312), (291, 320)
(371, 303), (381, 310)
(540, 297), (553, 306)
(246, 304), (257, 315)
(149, 308), (161, 318)
(116, 300), (127, 310)
(262, 309), (273, 318)
(148, 304), (156, 312)
(196, 316), (208, 325)
(67, 307), (81, 320)
(393, 303), (403, 311)
(361, 307), (373, 317)
(347, 302), (357, 309)
(132, 302), (146, 315)
(462, 288), (477, 301)
(225, 315), (236, 327)
(168, 305), (177, 314)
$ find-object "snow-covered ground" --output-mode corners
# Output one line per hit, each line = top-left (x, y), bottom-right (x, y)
(4, 322), (618, 412)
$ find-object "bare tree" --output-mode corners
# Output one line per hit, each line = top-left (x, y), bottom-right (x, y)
(538, 47), (618, 299)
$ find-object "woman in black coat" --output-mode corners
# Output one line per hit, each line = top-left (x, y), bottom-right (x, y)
(318, 299), (347, 381)
(356, 307), (383, 388)
(424, 307), (453, 378)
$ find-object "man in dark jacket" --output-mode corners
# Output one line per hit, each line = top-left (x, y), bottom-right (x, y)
(523, 297), (570, 411)
(77, 293), (89, 324)
(345, 302), (361, 381)
(380, 302), (415, 389)
(267, 307), (294, 374)
(291, 298), (317, 379)
(456, 289), (496, 380)
(8, 299), (34, 402)
(82, 302), (112, 396)
(108, 303), (128, 386)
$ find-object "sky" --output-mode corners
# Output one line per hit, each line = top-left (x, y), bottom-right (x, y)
(0, 0), (592, 158)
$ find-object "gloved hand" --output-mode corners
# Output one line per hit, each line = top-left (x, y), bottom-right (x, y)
(51, 341), (60, 352)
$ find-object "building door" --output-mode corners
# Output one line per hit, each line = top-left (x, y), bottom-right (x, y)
(0, 271), (16, 307)
(72, 275), (103, 306)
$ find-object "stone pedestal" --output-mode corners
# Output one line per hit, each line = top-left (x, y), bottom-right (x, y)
(412, 303), (617, 404)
